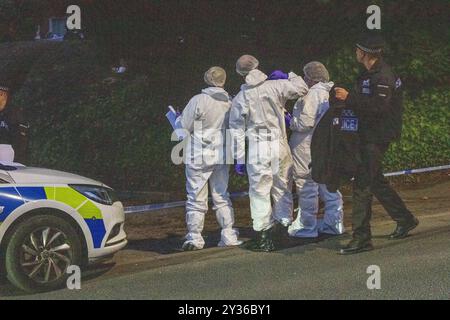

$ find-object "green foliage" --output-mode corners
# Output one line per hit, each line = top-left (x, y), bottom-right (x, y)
(1, 1), (449, 192)
(27, 74), (184, 191)
(390, 30), (450, 92)
(324, 47), (361, 89)
(384, 90), (450, 171)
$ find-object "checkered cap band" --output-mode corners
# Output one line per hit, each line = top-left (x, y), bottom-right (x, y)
(356, 43), (383, 54)
(342, 109), (356, 117)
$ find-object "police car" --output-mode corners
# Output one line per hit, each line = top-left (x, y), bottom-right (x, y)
(0, 164), (127, 292)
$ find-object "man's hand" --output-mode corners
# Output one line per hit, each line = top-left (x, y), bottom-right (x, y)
(334, 87), (349, 101)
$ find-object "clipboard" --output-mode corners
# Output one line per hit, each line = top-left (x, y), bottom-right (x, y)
(166, 105), (186, 140)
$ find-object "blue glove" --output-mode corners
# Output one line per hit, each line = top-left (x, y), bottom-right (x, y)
(234, 164), (247, 176)
(285, 112), (292, 128)
(268, 70), (289, 80)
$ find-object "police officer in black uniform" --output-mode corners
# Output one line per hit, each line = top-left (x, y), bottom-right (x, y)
(334, 34), (419, 254)
(0, 85), (29, 164)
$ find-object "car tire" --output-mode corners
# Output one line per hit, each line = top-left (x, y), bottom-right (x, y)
(5, 214), (83, 293)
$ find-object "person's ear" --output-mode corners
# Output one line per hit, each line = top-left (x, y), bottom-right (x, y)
(362, 52), (369, 62)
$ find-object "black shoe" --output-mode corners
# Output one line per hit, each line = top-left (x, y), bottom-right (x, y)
(242, 229), (276, 252)
(339, 239), (374, 255)
(389, 217), (419, 240)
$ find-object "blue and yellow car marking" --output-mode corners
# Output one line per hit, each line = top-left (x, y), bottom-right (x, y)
(0, 186), (106, 248)
(0, 187), (24, 219)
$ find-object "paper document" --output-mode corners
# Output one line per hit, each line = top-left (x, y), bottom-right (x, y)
(166, 105), (186, 140)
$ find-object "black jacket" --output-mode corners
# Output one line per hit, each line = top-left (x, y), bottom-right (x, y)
(346, 59), (404, 144)
(0, 109), (15, 145)
(0, 106), (29, 162)
(310, 91), (361, 192)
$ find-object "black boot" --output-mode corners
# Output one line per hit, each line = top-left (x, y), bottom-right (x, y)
(339, 238), (374, 255)
(389, 217), (419, 240)
(272, 222), (290, 247)
(242, 229), (276, 252)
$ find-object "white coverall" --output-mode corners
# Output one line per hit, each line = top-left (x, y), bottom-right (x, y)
(0, 144), (14, 163)
(179, 87), (241, 249)
(288, 81), (345, 237)
(230, 69), (308, 232)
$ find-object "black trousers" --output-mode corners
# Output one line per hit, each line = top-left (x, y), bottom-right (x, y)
(352, 143), (414, 240)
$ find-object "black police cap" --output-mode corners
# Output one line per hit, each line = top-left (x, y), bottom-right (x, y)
(356, 33), (386, 54)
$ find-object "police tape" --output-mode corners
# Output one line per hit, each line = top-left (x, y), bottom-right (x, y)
(124, 191), (249, 214)
(383, 164), (450, 177)
(124, 164), (450, 214)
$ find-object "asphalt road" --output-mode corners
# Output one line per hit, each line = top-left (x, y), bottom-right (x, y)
(3, 210), (449, 300)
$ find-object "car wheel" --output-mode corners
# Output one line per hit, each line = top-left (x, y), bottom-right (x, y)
(5, 214), (83, 293)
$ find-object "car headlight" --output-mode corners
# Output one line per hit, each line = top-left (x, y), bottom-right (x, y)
(70, 185), (118, 206)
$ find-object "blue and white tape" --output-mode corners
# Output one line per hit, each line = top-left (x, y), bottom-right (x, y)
(124, 164), (450, 214)
(383, 164), (450, 177)
(124, 191), (249, 214)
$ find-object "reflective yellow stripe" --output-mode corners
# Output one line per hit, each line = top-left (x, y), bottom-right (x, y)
(44, 186), (103, 220)
(44, 187), (55, 200)
(55, 187), (86, 208)
(77, 200), (102, 219)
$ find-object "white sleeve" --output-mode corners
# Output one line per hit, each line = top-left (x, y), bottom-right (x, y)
(229, 93), (248, 163)
(290, 91), (319, 133)
(278, 72), (309, 103)
(179, 96), (200, 134)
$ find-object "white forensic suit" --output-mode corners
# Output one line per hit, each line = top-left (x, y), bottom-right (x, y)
(179, 87), (241, 249)
(288, 81), (345, 237)
(229, 69), (308, 232)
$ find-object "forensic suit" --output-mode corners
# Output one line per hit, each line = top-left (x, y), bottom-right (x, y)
(229, 69), (308, 232)
(179, 87), (241, 249)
